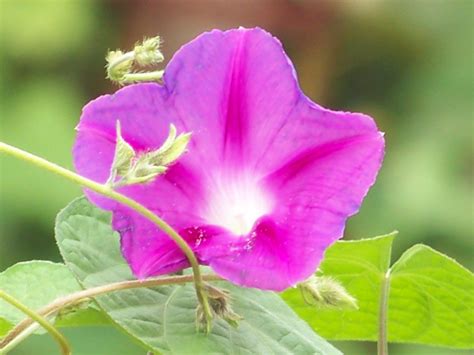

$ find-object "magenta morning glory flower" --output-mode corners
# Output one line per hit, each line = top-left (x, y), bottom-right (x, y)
(73, 28), (384, 291)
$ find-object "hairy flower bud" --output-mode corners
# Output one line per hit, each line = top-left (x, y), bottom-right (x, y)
(111, 121), (135, 175)
(196, 284), (242, 332)
(298, 275), (358, 310)
(134, 36), (164, 66)
(107, 121), (191, 188)
(106, 36), (164, 85)
(159, 132), (192, 165)
(105, 50), (134, 83)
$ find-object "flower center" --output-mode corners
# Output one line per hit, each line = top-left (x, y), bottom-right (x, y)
(205, 175), (272, 236)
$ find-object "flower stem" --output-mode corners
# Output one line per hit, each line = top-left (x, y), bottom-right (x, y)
(377, 270), (391, 355)
(0, 290), (71, 355)
(0, 274), (222, 351)
(0, 141), (214, 332)
(122, 70), (164, 84)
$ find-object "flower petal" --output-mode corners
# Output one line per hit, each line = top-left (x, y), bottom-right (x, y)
(164, 27), (300, 167)
(113, 209), (191, 277)
(204, 101), (385, 291)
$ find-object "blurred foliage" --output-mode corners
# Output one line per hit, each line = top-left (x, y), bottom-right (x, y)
(0, 0), (472, 354)
(0, 0), (111, 268)
(1, 0), (95, 62)
(338, 0), (473, 270)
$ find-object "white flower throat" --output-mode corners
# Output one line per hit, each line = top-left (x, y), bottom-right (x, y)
(205, 175), (273, 236)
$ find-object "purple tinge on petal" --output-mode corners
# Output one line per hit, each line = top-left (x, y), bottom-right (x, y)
(73, 27), (385, 291)
(113, 208), (194, 277)
(202, 107), (384, 291)
(164, 27), (300, 169)
(206, 110), (384, 291)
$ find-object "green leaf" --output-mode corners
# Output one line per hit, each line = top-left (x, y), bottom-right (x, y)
(0, 261), (79, 337)
(54, 305), (110, 329)
(55, 197), (341, 354)
(0, 261), (109, 338)
(0, 318), (12, 338)
(282, 232), (474, 349)
(389, 244), (474, 347)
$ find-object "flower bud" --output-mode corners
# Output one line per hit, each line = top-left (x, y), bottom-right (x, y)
(105, 36), (165, 85)
(160, 132), (192, 165)
(107, 121), (191, 188)
(134, 36), (164, 66)
(196, 284), (242, 332)
(111, 121), (135, 175)
(106, 50), (134, 83)
(298, 275), (358, 310)
(106, 121), (136, 185)
(145, 124), (192, 166)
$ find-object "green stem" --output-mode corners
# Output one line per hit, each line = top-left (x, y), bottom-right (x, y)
(0, 274), (222, 351)
(0, 141), (213, 330)
(377, 270), (391, 355)
(0, 291), (70, 355)
(122, 70), (164, 84)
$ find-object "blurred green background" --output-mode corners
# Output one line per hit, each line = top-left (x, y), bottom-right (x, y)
(0, 0), (472, 354)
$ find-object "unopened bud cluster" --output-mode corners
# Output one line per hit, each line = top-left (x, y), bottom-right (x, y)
(196, 284), (242, 332)
(107, 121), (191, 187)
(106, 36), (164, 85)
(134, 37), (164, 66)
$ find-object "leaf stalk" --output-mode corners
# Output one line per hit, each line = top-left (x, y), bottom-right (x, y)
(377, 269), (391, 355)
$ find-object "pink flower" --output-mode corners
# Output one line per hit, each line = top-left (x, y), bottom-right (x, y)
(73, 28), (384, 291)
